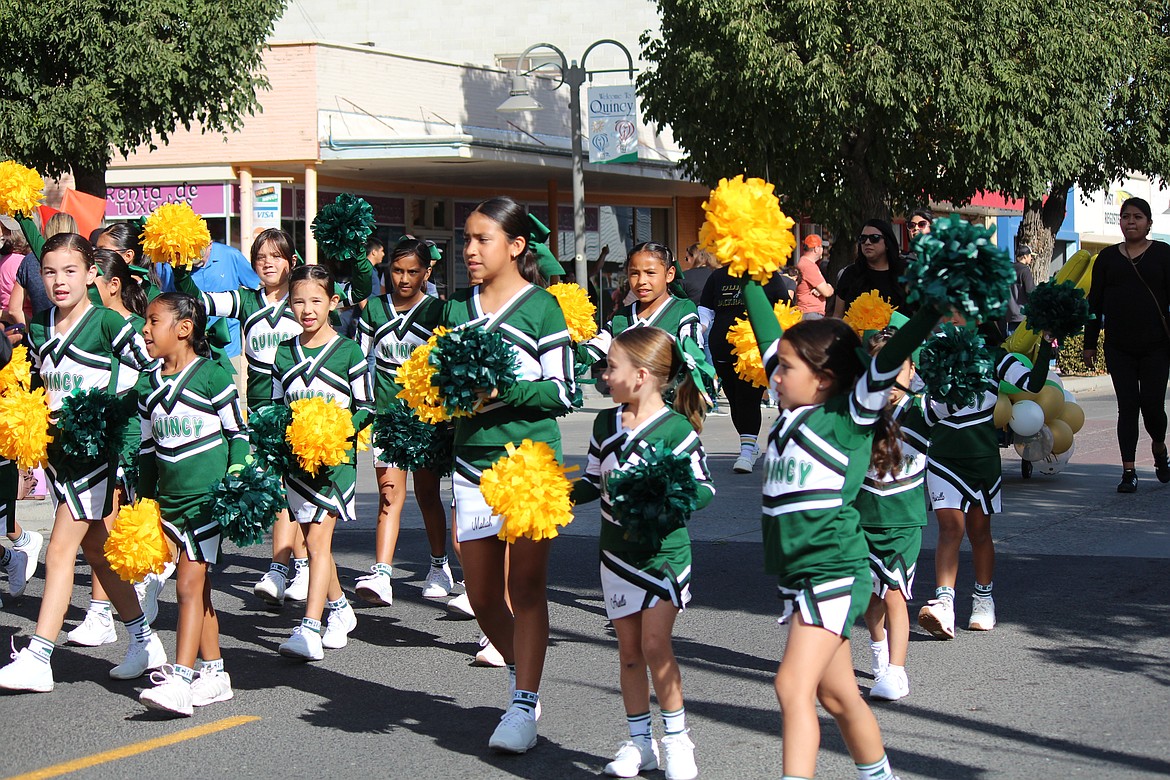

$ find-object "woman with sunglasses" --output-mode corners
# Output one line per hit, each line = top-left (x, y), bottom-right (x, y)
(831, 220), (912, 318)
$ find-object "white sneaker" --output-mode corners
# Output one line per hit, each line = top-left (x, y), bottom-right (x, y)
(110, 634), (167, 680)
(660, 730), (698, 780)
(3, 548), (29, 597)
(285, 563), (309, 602)
(473, 635), (506, 668)
(354, 568), (393, 606)
(66, 608), (118, 647)
(447, 591), (475, 619)
(0, 647), (54, 692)
(870, 639), (889, 679)
(604, 739), (659, 777)
(279, 625), (324, 661)
(321, 603), (357, 649)
(139, 666), (193, 717)
(190, 669), (234, 706)
(253, 570), (287, 606)
(135, 568), (171, 626)
(870, 666), (910, 701)
(918, 598), (956, 639)
(14, 531), (43, 584)
(733, 447), (758, 474)
(422, 562), (455, 598)
(488, 705), (538, 753)
(969, 595), (997, 631)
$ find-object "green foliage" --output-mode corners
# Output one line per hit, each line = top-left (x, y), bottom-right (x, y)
(0, 1), (286, 178)
(1057, 332), (1107, 376)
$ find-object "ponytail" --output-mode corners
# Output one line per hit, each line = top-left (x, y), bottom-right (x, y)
(865, 328), (905, 477)
(670, 370), (706, 433)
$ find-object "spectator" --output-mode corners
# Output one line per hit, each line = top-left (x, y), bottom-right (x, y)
(832, 219), (912, 318)
(793, 234), (833, 319)
(679, 243), (714, 307)
(0, 216), (28, 317)
(1006, 244), (1036, 333)
(907, 208), (933, 239)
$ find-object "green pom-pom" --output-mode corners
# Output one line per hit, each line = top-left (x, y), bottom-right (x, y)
(903, 214), (1015, 320)
(607, 443), (699, 545)
(371, 404), (454, 475)
(248, 404), (293, 471)
(208, 465), (284, 547)
(1024, 280), (1091, 339)
(429, 326), (519, 415)
(58, 388), (129, 459)
(311, 193), (376, 265)
(917, 324), (995, 408)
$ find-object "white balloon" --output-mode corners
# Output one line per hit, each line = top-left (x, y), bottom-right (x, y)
(1035, 441), (1076, 475)
(1063, 389), (1076, 403)
(1009, 400), (1045, 437)
(1046, 372), (1065, 389)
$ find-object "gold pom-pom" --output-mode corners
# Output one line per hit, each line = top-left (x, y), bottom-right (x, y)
(396, 329), (451, 425)
(843, 290), (897, 337)
(546, 283), (598, 343)
(104, 498), (172, 583)
(773, 300), (804, 331)
(0, 344), (33, 393)
(286, 397), (354, 476)
(699, 175), (797, 284)
(728, 301), (804, 389)
(140, 202), (212, 270)
(356, 424), (371, 453)
(0, 161), (44, 217)
(0, 386), (52, 468)
(481, 439), (575, 543)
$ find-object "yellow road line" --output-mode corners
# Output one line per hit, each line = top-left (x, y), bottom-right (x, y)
(5, 715), (261, 780)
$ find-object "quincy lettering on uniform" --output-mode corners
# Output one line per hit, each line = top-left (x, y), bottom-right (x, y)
(250, 332), (289, 354)
(42, 372), (87, 393)
(152, 415), (206, 440)
(284, 389), (329, 402)
(766, 455), (814, 487)
(378, 342), (415, 361)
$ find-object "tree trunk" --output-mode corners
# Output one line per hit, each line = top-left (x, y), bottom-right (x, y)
(1017, 183), (1071, 282)
(72, 166), (107, 200)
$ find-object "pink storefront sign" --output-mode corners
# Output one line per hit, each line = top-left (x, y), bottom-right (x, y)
(105, 183), (230, 218)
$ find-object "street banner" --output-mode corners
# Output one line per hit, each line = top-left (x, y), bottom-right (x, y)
(587, 85), (638, 164)
(253, 181), (282, 239)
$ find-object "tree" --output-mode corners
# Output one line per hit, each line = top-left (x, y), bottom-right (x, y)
(640, 1), (1170, 278)
(0, 0), (287, 197)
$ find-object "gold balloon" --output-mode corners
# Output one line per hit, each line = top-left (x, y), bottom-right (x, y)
(993, 394), (1013, 428)
(1060, 402), (1085, 434)
(1049, 419), (1074, 454)
(1036, 385), (1066, 423)
(1012, 390), (1037, 403)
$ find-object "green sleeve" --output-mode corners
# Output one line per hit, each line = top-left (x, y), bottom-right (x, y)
(694, 483), (715, 511)
(173, 267), (202, 298)
(874, 307), (941, 375)
(743, 280), (782, 355)
(17, 216), (44, 259)
(348, 252), (373, 304)
(1023, 340), (1053, 393)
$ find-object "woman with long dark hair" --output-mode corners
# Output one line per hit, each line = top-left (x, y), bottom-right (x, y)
(831, 219), (911, 318)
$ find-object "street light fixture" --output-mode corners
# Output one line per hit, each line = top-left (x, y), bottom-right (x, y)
(497, 39), (636, 287)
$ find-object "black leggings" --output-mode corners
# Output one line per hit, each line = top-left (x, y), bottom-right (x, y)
(714, 360), (766, 438)
(1104, 344), (1170, 462)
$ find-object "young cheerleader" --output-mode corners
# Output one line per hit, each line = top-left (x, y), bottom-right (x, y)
(741, 273), (940, 780)
(135, 293), (245, 715)
(173, 229), (314, 607)
(355, 237), (453, 605)
(0, 233), (164, 692)
(572, 327), (713, 780)
(65, 249), (173, 649)
(917, 323), (1052, 638)
(443, 196), (573, 753)
(274, 264), (372, 661)
(856, 327), (929, 702)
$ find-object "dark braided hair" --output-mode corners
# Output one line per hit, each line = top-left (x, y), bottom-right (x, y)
(150, 292), (210, 358)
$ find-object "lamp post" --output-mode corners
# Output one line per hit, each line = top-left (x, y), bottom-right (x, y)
(497, 40), (635, 287)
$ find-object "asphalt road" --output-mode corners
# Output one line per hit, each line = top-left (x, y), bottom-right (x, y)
(2, 376), (1168, 779)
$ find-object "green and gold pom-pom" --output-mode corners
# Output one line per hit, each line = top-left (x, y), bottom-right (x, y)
(429, 326), (519, 416)
(209, 465), (284, 547)
(311, 193), (376, 265)
(699, 175), (797, 284)
(0, 161), (44, 217)
(607, 443), (699, 545)
(104, 498), (172, 582)
(248, 404), (294, 472)
(481, 439), (574, 543)
(286, 397), (354, 476)
(904, 213), (1015, 321)
(58, 388), (129, 459)
(917, 324), (994, 408)
(1024, 280), (1091, 340)
(372, 403), (454, 475)
(140, 202), (212, 270)
(546, 283), (598, 343)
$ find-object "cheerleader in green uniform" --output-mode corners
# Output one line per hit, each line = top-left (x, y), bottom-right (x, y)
(572, 327), (713, 780)
(442, 197), (573, 753)
(355, 237), (452, 606)
(275, 264), (373, 662)
(135, 293), (247, 716)
(0, 233), (164, 693)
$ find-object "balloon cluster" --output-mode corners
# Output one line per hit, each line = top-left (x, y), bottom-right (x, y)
(993, 353), (1084, 474)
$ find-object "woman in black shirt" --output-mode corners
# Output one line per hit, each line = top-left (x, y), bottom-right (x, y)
(1083, 196), (1170, 492)
(831, 219), (912, 317)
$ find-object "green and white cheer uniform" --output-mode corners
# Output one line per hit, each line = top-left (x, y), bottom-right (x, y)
(273, 335), (372, 524)
(442, 284), (573, 542)
(136, 358), (248, 563)
(28, 304), (154, 520)
(357, 293), (443, 469)
(855, 394), (929, 599)
(925, 346), (1048, 514)
(573, 405), (714, 620)
(579, 295), (704, 365)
